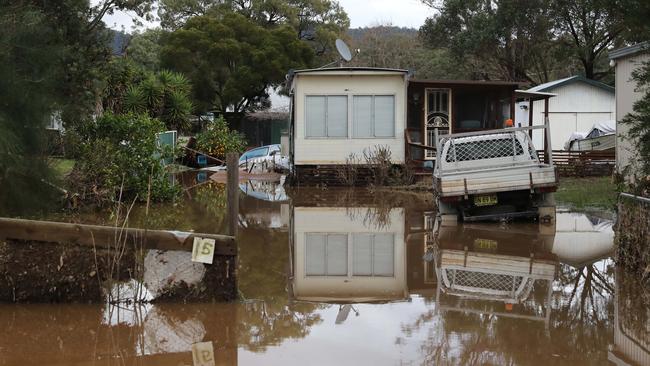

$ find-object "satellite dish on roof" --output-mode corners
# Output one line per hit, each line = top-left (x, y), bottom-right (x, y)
(335, 39), (353, 62)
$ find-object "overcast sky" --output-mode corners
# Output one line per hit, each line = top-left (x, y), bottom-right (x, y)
(339, 0), (432, 28)
(101, 0), (433, 31)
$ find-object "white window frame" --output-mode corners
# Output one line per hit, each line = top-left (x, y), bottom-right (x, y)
(352, 94), (396, 138)
(304, 95), (348, 139)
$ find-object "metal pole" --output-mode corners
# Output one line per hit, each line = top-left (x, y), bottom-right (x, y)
(544, 98), (550, 164)
(227, 153), (239, 237)
(528, 99), (534, 139)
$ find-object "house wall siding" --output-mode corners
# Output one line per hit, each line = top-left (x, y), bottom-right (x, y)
(615, 53), (650, 174)
(292, 73), (407, 165)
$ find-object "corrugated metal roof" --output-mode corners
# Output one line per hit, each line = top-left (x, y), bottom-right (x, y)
(609, 41), (650, 60)
(528, 75), (614, 93)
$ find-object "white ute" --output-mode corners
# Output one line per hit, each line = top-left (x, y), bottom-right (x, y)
(433, 126), (557, 224)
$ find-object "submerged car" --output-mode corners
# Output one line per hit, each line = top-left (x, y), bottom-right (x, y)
(239, 144), (289, 171)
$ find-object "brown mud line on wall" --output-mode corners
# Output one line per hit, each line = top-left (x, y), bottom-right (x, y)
(0, 240), (237, 303)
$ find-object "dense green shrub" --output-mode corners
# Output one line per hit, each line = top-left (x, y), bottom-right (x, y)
(103, 58), (193, 133)
(71, 112), (178, 205)
(195, 117), (247, 161)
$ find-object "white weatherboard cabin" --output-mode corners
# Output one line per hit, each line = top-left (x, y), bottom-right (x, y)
(515, 76), (615, 150)
(288, 67), (408, 173)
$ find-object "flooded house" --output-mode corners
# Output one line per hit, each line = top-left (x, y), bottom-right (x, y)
(287, 67), (410, 183)
(287, 67), (554, 184)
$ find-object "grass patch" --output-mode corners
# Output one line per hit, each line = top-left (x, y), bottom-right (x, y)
(49, 158), (75, 178)
(555, 176), (618, 210)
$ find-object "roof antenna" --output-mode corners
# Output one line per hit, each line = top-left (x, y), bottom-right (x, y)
(319, 39), (355, 69)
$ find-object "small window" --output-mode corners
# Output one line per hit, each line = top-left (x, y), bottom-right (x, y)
(305, 233), (348, 276)
(305, 96), (348, 138)
(353, 95), (395, 138)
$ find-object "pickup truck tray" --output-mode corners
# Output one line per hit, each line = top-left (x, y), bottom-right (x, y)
(435, 164), (557, 197)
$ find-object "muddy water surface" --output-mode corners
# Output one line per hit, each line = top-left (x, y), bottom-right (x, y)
(1, 177), (647, 365)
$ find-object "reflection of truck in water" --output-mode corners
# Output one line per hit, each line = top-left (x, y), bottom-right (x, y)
(433, 126), (557, 224)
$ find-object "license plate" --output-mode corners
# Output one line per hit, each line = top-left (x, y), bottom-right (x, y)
(474, 238), (498, 252)
(474, 194), (497, 207)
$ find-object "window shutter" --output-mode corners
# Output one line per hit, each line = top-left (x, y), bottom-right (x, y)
(374, 96), (395, 137)
(352, 234), (372, 275)
(305, 96), (326, 137)
(305, 233), (326, 275)
(326, 96), (348, 137)
(326, 234), (348, 275)
(373, 234), (394, 276)
(353, 96), (373, 137)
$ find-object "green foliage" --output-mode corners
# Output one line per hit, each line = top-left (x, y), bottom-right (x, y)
(157, 0), (349, 61)
(72, 113), (178, 205)
(123, 85), (148, 114)
(161, 11), (314, 113)
(126, 28), (164, 71)
(348, 26), (469, 79)
(420, 0), (565, 83)
(0, 3), (65, 215)
(549, 0), (627, 80)
(195, 117), (247, 160)
(50, 159), (76, 179)
(102, 58), (194, 132)
(419, 0), (644, 83)
(621, 61), (650, 184)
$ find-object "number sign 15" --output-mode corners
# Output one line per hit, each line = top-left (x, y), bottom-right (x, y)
(192, 237), (216, 264)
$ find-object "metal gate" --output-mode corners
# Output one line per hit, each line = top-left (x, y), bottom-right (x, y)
(425, 89), (451, 159)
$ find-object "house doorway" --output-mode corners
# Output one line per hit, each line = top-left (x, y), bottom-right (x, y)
(425, 88), (451, 159)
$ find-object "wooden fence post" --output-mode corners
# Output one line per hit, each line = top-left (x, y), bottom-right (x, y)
(227, 153), (239, 237)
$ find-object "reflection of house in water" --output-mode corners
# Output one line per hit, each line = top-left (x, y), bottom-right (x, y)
(288, 202), (444, 306)
(290, 206), (408, 302)
(551, 212), (614, 267)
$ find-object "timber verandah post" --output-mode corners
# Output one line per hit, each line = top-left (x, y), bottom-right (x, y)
(226, 152), (240, 282)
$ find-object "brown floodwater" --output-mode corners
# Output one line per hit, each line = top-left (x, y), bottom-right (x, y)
(1, 174), (648, 365)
